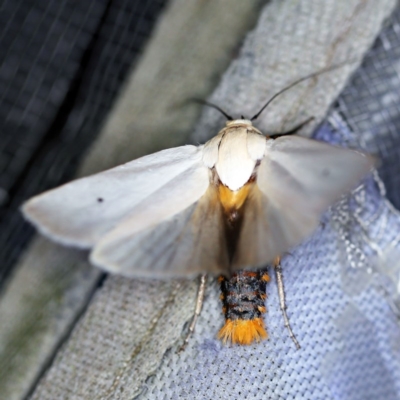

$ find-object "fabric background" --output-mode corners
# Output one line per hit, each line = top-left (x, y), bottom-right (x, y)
(1, 0), (400, 399)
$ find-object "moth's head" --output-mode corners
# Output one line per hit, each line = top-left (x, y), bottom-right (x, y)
(225, 119), (253, 127)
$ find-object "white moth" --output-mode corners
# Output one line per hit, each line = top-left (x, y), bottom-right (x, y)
(21, 63), (376, 347)
(22, 118), (374, 278)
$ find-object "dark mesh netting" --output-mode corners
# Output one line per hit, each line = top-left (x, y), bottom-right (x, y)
(334, 7), (400, 210)
(0, 0), (166, 286)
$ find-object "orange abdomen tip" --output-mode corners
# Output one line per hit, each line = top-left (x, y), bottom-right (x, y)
(219, 270), (269, 345)
(218, 318), (268, 345)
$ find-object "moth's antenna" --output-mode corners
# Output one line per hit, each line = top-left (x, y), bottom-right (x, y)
(250, 60), (357, 121)
(190, 98), (233, 120)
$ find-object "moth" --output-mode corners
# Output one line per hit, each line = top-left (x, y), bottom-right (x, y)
(22, 66), (375, 347)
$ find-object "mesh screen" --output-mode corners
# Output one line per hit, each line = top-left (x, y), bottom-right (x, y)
(0, 0), (167, 286)
(334, 6), (400, 209)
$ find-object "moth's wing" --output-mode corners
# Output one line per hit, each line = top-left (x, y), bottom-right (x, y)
(22, 145), (207, 248)
(90, 185), (229, 277)
(233, 136), (375, 268)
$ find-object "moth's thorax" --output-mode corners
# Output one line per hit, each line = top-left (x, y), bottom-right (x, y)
(218, 182), (252, 216)
(202, 120), (266, 192)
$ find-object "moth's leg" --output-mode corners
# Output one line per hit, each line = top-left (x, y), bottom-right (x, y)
(179, 273), (208, 352)
(269, 116), (315, 139)
(273, 257), (301, 349)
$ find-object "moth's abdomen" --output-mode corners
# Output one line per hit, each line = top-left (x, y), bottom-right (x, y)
(218, 269), (269, 345)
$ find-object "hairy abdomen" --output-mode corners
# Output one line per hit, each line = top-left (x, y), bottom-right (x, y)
(218, 269), (269, 345)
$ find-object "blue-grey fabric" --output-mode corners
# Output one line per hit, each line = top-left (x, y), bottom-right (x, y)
(139, 120), (400, 400)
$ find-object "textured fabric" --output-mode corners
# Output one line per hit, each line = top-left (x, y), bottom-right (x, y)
(333, 5), (400, 211)
(193, 0), (396, 144)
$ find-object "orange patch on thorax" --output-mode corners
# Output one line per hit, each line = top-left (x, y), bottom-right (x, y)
(218, 183), (252, 215)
